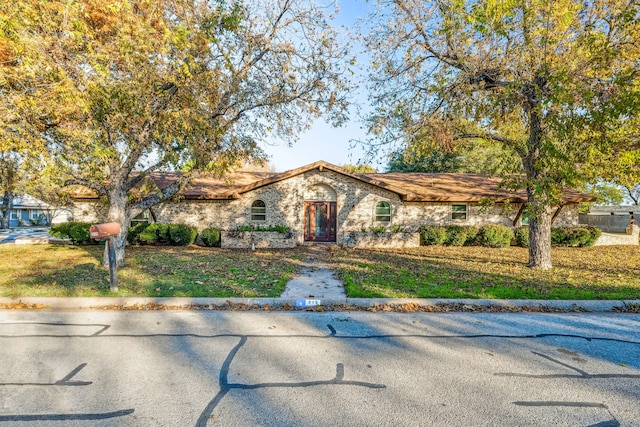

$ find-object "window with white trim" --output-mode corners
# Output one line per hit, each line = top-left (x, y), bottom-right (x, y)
(131, 210), (152, 226)
(375, 201), (391, 222)
(451, 204), (467, 220)
(251, 200), (266, 221)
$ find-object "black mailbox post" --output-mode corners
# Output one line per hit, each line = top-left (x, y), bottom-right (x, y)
(90, 222), (121, 292)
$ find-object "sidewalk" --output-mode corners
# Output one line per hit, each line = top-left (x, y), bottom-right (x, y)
(0, 296), (638, 312)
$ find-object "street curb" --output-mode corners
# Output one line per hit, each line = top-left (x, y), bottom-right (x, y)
(1, 297), (639, 312)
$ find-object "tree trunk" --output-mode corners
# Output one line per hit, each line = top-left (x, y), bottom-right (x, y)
(105, 193), (130, 268)
(527, 196), (553, 270)
(0, 191), (13, 230)
(521, 78), (554, 270)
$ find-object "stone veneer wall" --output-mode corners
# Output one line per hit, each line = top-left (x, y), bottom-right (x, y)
(221, 231), (298, 249)
(72, 201), (107, 223)
(343, 231), (420, 249)
(71, 170), (582, 247)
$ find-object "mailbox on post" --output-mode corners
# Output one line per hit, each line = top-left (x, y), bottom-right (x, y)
(90, 222), (121, 240)
(90, 222), (121, 292)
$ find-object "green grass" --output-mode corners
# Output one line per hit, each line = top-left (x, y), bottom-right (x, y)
(328, 245), (640, 300)
(0, 245), (300, 297)
(1, 244), (639, 300)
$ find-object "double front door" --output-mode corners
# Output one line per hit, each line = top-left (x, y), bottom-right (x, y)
(304, 202), (336, 242)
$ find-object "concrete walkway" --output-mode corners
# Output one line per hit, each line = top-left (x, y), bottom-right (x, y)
(279, 246), (347, 300)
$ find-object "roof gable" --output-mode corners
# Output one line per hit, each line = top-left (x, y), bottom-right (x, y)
(220, 161), (415, 200)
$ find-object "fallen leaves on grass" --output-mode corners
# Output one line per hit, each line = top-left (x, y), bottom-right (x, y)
(325, 246), (640, 300)
(78, 301), (602, 313)
(1, 245), (300, 298)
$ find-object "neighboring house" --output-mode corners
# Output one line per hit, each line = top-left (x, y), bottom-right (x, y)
(69, 161), (594, 248)
(0, 194), (73, 228)
(580, 205), (639, 233)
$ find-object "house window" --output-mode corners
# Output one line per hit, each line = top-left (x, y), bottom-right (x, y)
(10, 210), (18, 220)
(521, 210), (530, 225)
(131, 210), (151, 226)
(30, 210), (40, 220)
(451, 204), (467, 220)
(251, 200), (266, 221)
(375, 201), (391, 222)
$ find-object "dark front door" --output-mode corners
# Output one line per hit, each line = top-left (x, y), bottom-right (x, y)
(304, 202), (336, 242)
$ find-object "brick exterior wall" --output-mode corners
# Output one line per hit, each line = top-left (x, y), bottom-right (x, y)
(71, 169), (582, 248)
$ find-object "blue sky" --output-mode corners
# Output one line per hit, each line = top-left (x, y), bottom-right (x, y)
(259, 0), (380, 172)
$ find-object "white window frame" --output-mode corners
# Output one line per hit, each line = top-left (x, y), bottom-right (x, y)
(131, 210), (151, 226)
(251, 200), (266, 221)
(451, 204), (468, 221)
(375, 201), (391, 223)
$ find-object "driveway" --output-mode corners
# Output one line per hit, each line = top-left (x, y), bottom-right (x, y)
(1, 310), (638, 426)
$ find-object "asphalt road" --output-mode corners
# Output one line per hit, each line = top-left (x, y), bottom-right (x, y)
(0, 228), (51, 244)
(0, 310), (638, 426)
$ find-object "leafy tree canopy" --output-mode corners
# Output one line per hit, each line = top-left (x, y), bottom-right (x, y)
(365, 0), (640, 269)
(387, 142), (521, 174)
(341, 163), (377, 173)
(2, 0), (351, 264)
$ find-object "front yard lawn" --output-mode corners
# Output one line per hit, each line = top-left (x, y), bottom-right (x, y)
(0, 245), (300, 297)
(1, 244), (639, 299)
(327, 245), (640, 300)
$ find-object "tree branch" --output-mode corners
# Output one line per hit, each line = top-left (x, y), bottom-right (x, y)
(129, 173), (192, 213)
(454, 132), (517, 145)
(63, 178), (108, 197)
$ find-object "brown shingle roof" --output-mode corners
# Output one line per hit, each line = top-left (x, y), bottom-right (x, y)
(67, 161), (595, 203)
(366, 173), (595, 203)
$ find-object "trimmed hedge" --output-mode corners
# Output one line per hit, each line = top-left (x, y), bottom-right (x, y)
(461, 226), (480, 246)
(200, 227), (222, 247)
(127, 223), (149, 245)
(444, 225), (468, 246)
(514, 226), (529, 247)
(478, 224), (514, 248)
(170, 224), (198, 246)
(551, 226), (601, 247)
(130, 223), (197, 246)
(50, 222), (96, 245)
(419, 225), (446, 245)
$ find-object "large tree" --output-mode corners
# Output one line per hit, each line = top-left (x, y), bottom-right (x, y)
(590, 117), (640, 204)
(0, 4), (64, 228)
(365, 0), (640, 269)
(4, 0), (350, 265)
(386, 142), (521, 174)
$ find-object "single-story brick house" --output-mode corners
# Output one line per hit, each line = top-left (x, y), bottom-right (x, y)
(70, 161), (594, 248)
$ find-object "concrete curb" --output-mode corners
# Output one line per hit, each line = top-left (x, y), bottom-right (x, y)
(1, 297), (639, 312)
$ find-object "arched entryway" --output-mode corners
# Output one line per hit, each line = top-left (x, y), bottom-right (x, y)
(304, 184), (337, 242)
